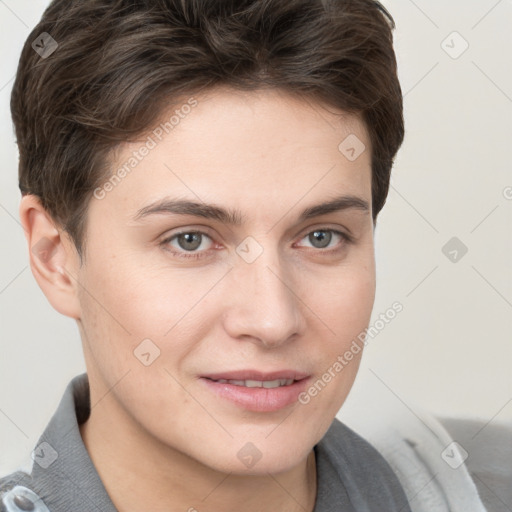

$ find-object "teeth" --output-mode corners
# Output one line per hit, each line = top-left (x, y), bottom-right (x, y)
(214, 378), (294, 388)
(263, 380), (280, 388)
(245, 379), (263, 388)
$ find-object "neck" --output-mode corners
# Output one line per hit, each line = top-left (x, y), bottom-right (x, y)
(79, 391), (317, 512)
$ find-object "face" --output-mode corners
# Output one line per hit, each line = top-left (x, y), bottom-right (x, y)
(76, 86), (376, 475)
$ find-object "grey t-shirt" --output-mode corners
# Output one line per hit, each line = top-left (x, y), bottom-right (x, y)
(0, 373), (411, 511)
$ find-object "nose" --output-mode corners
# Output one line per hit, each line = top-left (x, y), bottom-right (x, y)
(222, 247), (306, 349)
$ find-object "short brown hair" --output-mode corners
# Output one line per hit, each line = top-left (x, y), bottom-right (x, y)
(11, 0), (404, 262)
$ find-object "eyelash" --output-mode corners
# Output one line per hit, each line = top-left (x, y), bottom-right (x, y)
(159, 228), (354, 260)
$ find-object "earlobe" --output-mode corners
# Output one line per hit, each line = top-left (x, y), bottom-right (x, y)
(19, 194), (82, 319)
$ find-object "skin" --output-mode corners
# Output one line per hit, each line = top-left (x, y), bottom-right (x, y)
(20, 86), (376, 512)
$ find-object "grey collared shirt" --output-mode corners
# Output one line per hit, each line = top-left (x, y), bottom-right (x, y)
(0, 373), (411, 511)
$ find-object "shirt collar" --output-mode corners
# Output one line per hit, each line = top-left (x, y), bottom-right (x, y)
(30, 372), (118, 511)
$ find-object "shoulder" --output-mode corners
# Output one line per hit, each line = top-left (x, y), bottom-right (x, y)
(316, 418), (412, 509)
(0, 471), (50, 512)
(319, 416), (400, 470)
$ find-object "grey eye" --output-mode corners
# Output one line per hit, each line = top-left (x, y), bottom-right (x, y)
(176, 232), (203, 251)
(308, 230), (333, 249)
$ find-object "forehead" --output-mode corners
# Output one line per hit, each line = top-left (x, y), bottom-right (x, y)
(94, 86), (372, 224)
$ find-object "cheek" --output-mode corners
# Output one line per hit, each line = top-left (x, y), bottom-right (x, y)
(77, 251), (224, 367)
(298, 266), (374, 434)
(80, 250), (180, 331)
(316, 260), (376, 343)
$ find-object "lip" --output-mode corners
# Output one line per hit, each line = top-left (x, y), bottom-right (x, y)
(202, 369), (310, 381)
(200, 369), (311, 412)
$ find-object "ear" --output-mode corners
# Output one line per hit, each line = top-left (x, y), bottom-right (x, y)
(19, 194), (82, 319)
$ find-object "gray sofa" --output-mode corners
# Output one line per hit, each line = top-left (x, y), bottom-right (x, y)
(439, 417), (512, 512)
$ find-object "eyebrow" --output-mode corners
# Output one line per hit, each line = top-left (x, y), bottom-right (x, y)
(132, 194), (370, 225)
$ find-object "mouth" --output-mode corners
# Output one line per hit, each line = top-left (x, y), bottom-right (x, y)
(200, 370), (310, 412)
(206, 378), (295, 388)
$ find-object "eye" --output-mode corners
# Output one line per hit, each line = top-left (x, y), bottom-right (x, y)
(160, 227), (353, 260)
(160, 230), (214, 259)
(296, 228), (352, 251)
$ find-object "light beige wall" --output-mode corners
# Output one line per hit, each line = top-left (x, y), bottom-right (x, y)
(341, 0), (512, 428)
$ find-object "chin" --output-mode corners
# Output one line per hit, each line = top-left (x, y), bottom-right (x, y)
(195, 435), (314, 477)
